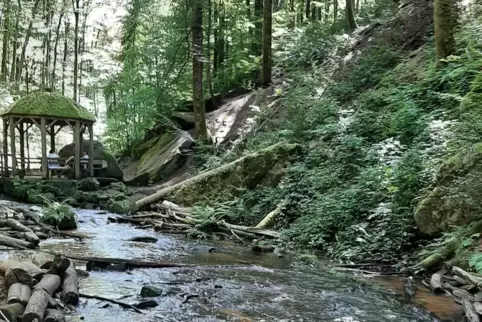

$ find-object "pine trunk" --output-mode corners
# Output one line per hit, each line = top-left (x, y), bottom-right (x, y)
(192, 0), (208, 140)
(261, 0), (272, 87)
(434, 0), (455, 64)
(346, 0), (357, 31)
(1, 0), (10, 82)
(17, 0), (42, 91)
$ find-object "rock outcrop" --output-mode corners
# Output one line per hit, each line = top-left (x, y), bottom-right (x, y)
(124, 131), (194, 186)
(415, 143), (482, 235)
(58, 141), (123, 180)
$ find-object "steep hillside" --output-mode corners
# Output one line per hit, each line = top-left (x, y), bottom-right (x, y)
(131, 0), (482, 270)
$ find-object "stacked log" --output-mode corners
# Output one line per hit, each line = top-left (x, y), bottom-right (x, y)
(0, 258), (79, 322)
(0, 205), (89, 251)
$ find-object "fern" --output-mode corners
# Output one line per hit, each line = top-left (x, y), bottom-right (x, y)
(469, 253), (482, 274)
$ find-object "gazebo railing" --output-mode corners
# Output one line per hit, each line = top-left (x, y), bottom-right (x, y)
(0, 153), (104, 179)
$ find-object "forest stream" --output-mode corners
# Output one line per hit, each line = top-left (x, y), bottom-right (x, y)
(0, 204), (465, 322)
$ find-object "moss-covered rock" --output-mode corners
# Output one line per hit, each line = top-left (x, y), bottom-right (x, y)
(106, 198), (136, 214)
(58, 140), (123, 180)
(126, 131), (194, 185)
(415, 143), (482, 235)
(78, 178), (100, 192)
(41, 203), (78, 230)
(0, 92), (95, 121)
(169, 142), (300, 206)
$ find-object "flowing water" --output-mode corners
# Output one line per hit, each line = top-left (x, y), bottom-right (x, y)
(0, 206), (464, 322)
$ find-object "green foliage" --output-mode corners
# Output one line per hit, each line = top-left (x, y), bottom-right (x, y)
(41, 198), (78, 230)
(469, 253), (482, 274)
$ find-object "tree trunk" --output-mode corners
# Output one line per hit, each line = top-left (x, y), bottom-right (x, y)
(1, 0), (10, 82)
(206, 0), (216, 107)
(434, 0), (455, 64)
(192, 0), (209, 140)
(51, 10), (64, 89)
(16, 0), (42, 91)
(73, 0), (80, 101)
(334, 0), (338, 20)
(62, 21), (70, 95)
(253, 0), (263, 56)
(261, 0), (272, 87)
(305, 0), (310, 19)
(346, 0), (357, 31)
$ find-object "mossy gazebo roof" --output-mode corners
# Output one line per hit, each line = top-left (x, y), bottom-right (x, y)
(0, 92), (96, 122)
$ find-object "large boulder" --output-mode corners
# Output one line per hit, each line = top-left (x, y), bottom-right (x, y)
(124, 131), (194, 186)
(415, 143), (482, 235)
(58, 141), (123, 180)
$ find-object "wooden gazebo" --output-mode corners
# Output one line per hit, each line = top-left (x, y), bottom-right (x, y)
(0, 91), (96, 180)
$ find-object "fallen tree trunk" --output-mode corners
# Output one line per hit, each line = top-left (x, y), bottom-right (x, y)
(81, 256), (191, 270)
(255, 202), (284, 229)
(34, 274), (61, 295)
(79, 293), (142, 313)
(23, 289), (50, 322)
(135, 143), (299, 209)
(44, 308), (65, 322)
(463, 299), (480, 322)
(0, 302), (25, 322)
(7, 283), (32, 306)
(430, 270), (444, 294)
(61, 262), (79, 305)
(452, 266), (482, 287)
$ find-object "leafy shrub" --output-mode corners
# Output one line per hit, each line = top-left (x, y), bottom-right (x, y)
(41, 200), (78, 230)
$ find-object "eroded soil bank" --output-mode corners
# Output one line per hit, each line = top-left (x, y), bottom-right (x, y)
(0, 205), (463, 321)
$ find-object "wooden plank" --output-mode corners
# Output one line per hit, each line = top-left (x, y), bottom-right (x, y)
(74, 121), (80, 179)
(3, 118), (9, 177)
(9, 117), (16, 176)
(40, 118), (48, 180)
(88, 123), (94, 177)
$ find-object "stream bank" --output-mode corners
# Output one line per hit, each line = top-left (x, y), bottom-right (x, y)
(0, 203), (463, 321)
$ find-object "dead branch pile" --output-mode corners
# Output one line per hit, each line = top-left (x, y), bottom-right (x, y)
(113, 201), (281, 240)
(422, 266), (482, 322)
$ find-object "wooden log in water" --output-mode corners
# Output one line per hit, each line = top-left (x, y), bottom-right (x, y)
(430, 270), (444, 294)
(5, 218), (34, 233)
(0, 233), (35, 249)
(0, 302), (25, 322)
(34, 274), (61, 296)
(44, 308), (65, 322)
(61, 262), (79, 305)
(452, 266), (482, 287)
(23, 289), (50, 322)
(462, 299), (480, 322)
(7, 283), (32, 306)
(3, 231), (40, 245)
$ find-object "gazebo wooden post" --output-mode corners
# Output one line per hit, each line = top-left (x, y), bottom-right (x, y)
(18, 122), (25, 171)
(88, 123), (94, 177)
(40, 117), (48, 180)
(9, 117), (16, 176)
(50, 124), (55, 152)
(74, 120), (81, 179)
(2, 119), (9, 177)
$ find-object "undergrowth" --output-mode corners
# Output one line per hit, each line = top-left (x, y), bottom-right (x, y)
(192, 4), (482, 264)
